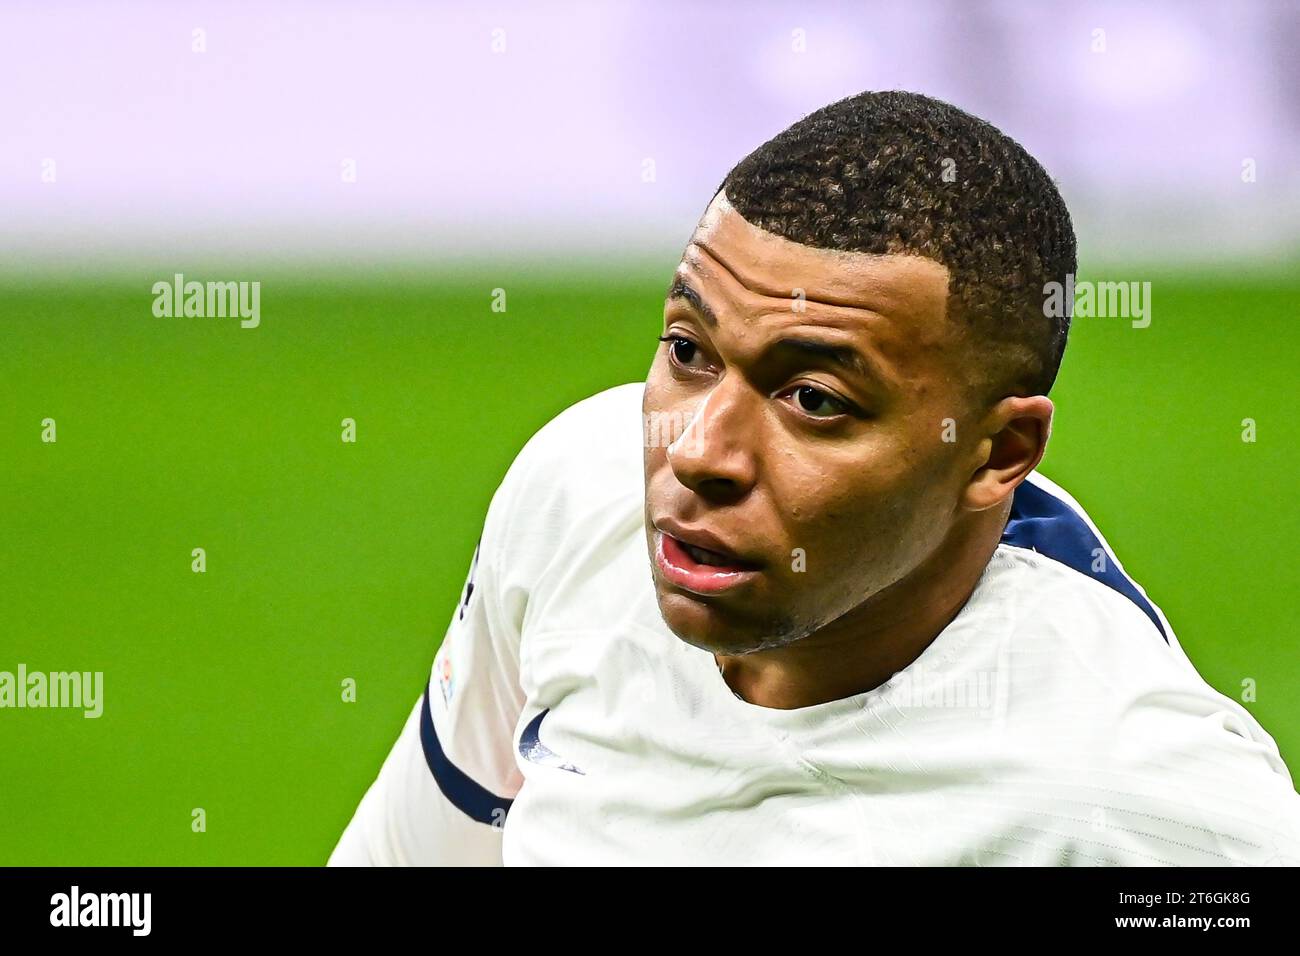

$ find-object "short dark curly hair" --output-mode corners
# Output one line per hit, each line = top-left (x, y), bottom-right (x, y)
(720, 90), (1076, 398)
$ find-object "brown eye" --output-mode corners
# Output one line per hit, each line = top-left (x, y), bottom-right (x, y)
(792, 385), (849, 418)
(658, 334), (700, 368)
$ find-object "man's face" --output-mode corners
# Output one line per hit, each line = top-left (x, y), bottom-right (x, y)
(643, 192), (984, 655)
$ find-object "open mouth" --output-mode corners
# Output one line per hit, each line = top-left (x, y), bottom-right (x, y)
(654, 531), (762, 595)
(673, 537), (761, 572)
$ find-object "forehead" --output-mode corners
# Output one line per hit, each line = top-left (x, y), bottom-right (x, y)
(675, 193), (956, 358)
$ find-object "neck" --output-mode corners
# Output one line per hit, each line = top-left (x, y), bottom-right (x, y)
(715, 501), (1009, 710)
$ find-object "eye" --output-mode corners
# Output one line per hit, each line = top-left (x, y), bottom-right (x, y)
(786, 384), (851, 419)
(658, 334), (704, 370)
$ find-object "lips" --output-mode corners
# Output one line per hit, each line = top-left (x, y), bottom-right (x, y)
(653, 517), (762, 570)
(652, 519), (763, 596)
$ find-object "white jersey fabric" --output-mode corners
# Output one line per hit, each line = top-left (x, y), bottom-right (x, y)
(330, 382), (1300, 866)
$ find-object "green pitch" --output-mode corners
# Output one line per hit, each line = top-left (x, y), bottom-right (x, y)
(1, 265), (1296, 864)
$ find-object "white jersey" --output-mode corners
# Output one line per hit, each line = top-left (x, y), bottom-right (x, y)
(330, 382), (1300, 866)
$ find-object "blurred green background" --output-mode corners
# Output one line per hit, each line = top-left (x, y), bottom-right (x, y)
(1, 265), (1296, 864)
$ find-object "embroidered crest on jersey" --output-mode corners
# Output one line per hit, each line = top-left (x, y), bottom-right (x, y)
(437, 652), (455, 705)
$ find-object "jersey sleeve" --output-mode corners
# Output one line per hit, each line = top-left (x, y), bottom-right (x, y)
(328, 435), (543, 867)
(1104, 691), (1300, 866)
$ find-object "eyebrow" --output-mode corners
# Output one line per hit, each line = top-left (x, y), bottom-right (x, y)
(769, 336), (882, 386)
(666, 277), (717, 326)
(666, 276), (887, 388)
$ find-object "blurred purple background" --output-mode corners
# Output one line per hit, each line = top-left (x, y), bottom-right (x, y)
(2, 0), (1297, 271)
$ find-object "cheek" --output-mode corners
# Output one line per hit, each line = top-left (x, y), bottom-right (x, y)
(768, 434), (949, 588)
(763, 457), (876, 586)
(641, 372), (670, 465)
(642, 363), (665, 417)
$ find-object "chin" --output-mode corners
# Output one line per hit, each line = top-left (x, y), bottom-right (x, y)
(654, 586), (801, 656)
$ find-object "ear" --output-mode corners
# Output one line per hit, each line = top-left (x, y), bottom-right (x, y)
(962, 395), (1054, 511)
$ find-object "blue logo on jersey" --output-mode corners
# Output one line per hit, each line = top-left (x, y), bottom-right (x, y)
(518, 709), (586, 775)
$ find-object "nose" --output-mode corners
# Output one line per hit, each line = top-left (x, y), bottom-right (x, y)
(665, 378), (757, 503)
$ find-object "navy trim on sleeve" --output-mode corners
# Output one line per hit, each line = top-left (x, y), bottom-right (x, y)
(1001, 480), (1169, 643)
(419, 684), (514, 825)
